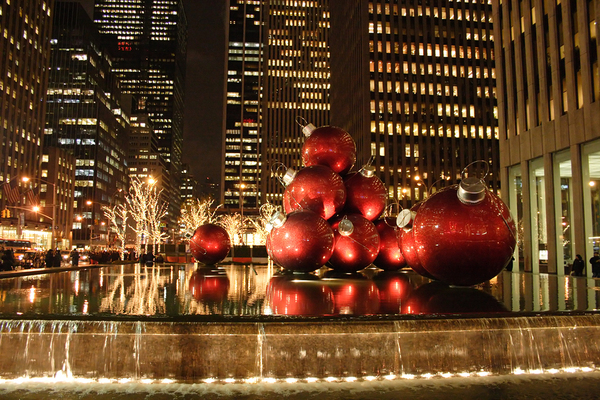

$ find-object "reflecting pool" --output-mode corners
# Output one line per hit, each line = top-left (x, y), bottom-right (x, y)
(2, 264), (600, 384)
(0, 263), (599, 319)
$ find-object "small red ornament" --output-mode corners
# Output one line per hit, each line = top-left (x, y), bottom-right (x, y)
(189, 224), (231, 265)
(328, 214), (380, 273)
(301, 124), (356, 175)
(267, 210), (335, 272)
(373, 218), (406, 271)
(189, 267), (230, 303)
(283, 165), (346, 220)
(413, 180), (517, 286)
(372, 271), (414, 314)
(343, 165), (387, 221)
(266, 274), (335, 316)
(321, 272), (380, 315)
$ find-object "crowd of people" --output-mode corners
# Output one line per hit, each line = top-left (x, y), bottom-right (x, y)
(0, 247), (167, 272)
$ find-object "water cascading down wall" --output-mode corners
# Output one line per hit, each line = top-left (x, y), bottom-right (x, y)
(2, 316), (600, 382)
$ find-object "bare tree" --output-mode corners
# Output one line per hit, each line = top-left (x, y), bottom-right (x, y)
(102, 203), (128, 255)
(217, 213), (244, 246)
(179, 198), (221, 239)
(247, 202), (279, 245)
(126, 177), (168, 255)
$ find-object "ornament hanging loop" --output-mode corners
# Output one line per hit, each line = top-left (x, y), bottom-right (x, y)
(458, 160), (489, 204)
(271, 162), (291, 188)
(295, 116), (316, 137)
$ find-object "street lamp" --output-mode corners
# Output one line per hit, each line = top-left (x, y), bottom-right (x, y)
(239, 182), (246, 219)
(22, 176), (57, 249)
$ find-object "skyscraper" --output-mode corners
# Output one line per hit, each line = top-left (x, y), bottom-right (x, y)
(329, 0), (499, 208)
(93, 0), (188, 227)
(224, 0), (263, 210)
(0, 0), (54, 199)
(46, 1), (129, 248)
(260, 0), (331, 205)
(225, 0), (331, 210)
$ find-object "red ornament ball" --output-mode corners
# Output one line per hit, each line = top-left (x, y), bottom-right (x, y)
(343, 167), (387, 221)
(413, 185), (517, 286)
(373, 218), (406, 271)
(283, 165), (346, 220)
(189, 223), (231, 265)
(302, 125), (356, 175)
(400, 228), (435, 279)
(328, 214), (380, 273)
(268, 210), (335, 272)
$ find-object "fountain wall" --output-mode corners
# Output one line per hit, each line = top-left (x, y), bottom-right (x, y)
(1, 315), (599, 382)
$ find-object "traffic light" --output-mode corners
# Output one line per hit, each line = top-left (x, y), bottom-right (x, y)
(1, 208), (11, 218)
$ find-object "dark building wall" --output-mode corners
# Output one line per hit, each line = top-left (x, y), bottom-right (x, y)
(330, 0), (499, 208)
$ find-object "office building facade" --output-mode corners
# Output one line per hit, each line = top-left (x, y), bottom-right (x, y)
(93, 0), (188, 228)
(46, 1), (129, 248)
(0, 0), (54, 205)
(224, 0), (331, 210)
(329, 0), (499, 207)
(494, 1), (600, 274)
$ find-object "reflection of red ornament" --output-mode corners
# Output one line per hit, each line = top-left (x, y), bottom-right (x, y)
(283, 165), (346, 220)
(343, 166), (387, 221)
(402, 282), (508, 314)
(400, 228), (435, 279)
(301, 125), (356, 175)
(372, 271), (414, 314)
(268, 210), (335, 272)
(189, 268), (230, 302)
(328, 214), (380, 273)
(321, 272), (380, 315)
(373, 218), (406, 271)
(413, 185), (517, 286)
(267, 274), (335, 316)
(189, 224), (231, 265)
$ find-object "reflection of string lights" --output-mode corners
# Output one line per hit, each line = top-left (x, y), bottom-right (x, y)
(29, 286), (35, 303)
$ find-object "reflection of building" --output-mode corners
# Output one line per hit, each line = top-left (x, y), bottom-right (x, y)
(329, 1), (499, 208)
(93, 0), (188, 229)
(494, 2), (600, 275)
(46, 2), (130, 249)
(225, 1), (331, 210)
(0, 0), (54, 231)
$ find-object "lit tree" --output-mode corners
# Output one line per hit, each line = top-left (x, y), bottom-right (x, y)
(179, 198), (221, 239)
(102, 203), (128, 255)
(126, 177), (168, 255)
(248, 202), (279, 245)
(217, 213), (244, 246)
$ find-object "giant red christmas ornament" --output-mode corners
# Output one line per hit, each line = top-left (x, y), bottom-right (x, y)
(321, 272), (380, 315)
(301, 124), (356, 175)
(189, 224), (231, 265)
(399, 228), (435, 279)
(328, 214), (380, 273)
(372, 271), (414, 314)
(373, 218), (406, 271)
(412, 178), (517, 286)
(282, 165), (346, 220)
(343, 165), (387, 221)
(266, 274), (335, 316)
(189, 267), (230, 303)
(267, 210), (335, 272)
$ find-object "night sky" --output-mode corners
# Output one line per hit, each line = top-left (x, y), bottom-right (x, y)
(71, 0), (227, 184)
